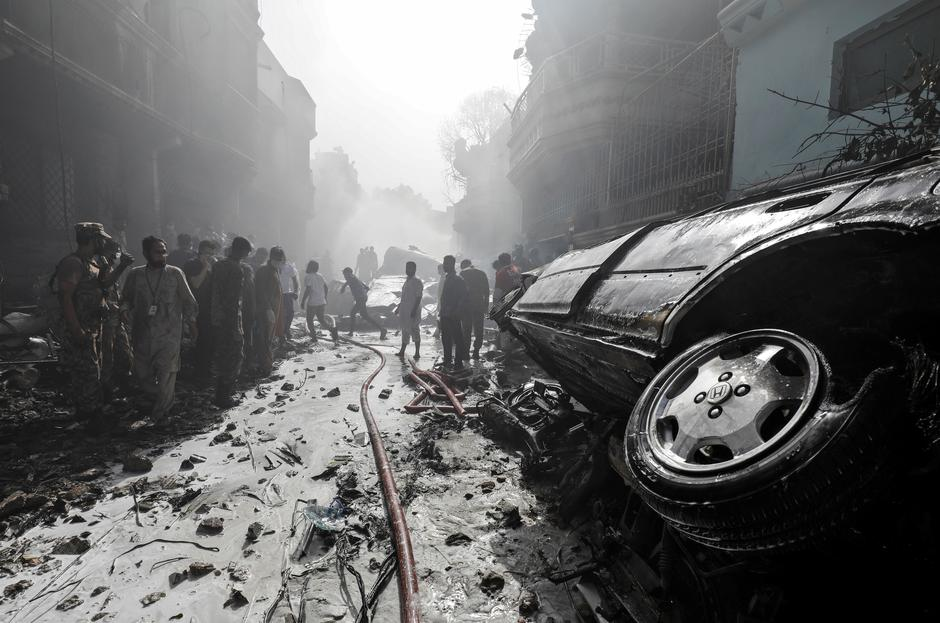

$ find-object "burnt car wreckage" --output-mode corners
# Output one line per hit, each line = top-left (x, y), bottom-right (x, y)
(491, 150), (940, 620)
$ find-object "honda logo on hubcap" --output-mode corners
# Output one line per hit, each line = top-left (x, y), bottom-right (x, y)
(707, 382), (732, 405)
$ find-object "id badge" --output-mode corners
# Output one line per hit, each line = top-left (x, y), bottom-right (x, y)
(147, 305), (157, 317)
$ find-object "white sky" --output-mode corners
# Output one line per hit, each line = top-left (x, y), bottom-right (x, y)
(259, 0), (532, 211)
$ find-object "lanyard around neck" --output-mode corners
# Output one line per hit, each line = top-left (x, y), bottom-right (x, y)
(144, 267), (166, 303)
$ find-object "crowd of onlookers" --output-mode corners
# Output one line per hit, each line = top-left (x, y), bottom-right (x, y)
(53, 221), (547, 432)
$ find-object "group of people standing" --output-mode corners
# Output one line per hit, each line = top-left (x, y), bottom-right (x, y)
(53, 223), (339, 431)
(354, 246), (379, 283)
(54, 221), (529, 431)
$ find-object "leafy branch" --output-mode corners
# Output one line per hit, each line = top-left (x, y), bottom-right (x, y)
(771, 36), (940, 176)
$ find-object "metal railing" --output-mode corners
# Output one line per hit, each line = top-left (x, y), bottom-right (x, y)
(511, 31), (695, 131)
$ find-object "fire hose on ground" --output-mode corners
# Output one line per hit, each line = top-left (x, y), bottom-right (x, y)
(340, 336), (421, 622)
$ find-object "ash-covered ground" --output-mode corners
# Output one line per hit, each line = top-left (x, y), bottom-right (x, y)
(0, 321), (585, 622)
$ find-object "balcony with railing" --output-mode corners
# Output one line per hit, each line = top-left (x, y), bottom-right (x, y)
(509, 31), (696, 173)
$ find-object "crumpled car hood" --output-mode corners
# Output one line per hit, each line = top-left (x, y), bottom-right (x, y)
(510, 153), (940, 347)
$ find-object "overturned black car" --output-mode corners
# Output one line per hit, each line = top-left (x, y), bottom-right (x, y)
(492, 150), (940, 620)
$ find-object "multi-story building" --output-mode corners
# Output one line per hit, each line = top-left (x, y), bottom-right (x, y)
(720, 0), (940, 191)
(0, 0), (315, 303)
(509, 0), (737, 252)
(309, 147), (361, 257)
(451, 120), (522, 260)
(241, 41), (316, 260)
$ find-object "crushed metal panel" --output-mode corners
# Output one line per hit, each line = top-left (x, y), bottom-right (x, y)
(510, 315), (656, 411)
(579, 271), (703, 340)
(616, 178), (869, 273)
(833, 157), (940, 229)
(513, 230), (640, 316)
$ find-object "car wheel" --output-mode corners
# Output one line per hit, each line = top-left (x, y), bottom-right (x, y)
(626, 328), (902, 552)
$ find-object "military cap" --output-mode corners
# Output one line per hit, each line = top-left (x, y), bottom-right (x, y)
(74, 222), (112, 239)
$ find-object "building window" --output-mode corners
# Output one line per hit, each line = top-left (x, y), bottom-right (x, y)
(832, 1), (940, 114)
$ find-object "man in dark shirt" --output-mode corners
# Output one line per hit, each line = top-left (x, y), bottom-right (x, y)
(439, 255), (469, 369)
(166, 233), (194, 269)
(459, 259), (489, 360)
(183, 239), (219, 382)
(253, 248), (282, 376)
(209, 236), (255, 408)
(340, 267), (387, 339)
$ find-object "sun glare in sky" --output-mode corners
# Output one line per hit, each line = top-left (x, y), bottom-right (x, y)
(260, 0), (532, 211)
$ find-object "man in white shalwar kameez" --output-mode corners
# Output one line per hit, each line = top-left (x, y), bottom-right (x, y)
(395, 261), (423, 359)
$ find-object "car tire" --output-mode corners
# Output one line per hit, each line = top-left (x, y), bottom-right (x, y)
(625, 328), (903, 552)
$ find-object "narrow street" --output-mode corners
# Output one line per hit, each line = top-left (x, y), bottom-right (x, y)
(0, 322), (579, 622)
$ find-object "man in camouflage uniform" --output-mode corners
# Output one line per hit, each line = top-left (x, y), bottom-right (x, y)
(121, 236), (197, 425)
(210, 236), (255, 408)
(55, 222), (110, 430)
(98, 239), (134, 398)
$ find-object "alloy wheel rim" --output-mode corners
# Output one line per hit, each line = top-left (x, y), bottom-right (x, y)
(645, 330), (820, 474)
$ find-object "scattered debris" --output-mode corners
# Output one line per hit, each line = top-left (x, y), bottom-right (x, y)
(188, 561), (215, 577)
(317, 366), (326, 371)
(346, 403), (360, 412)
(141, 591), (165, 607)
(229, 565), (251, 582)
(311, 455), (353, 480)
(226, 422), (237, 431)
(445, 532), (473, 546)
(246, 522), (264, 542)
(169, 570), (188, 587)
(324, 387), (341, 398)
(169, 613), (183, 621)
(378, 388), (393, 400)
(3, 579), (32, 598)
(92, 612), (112, 622)
(75, 467), (106, 481)
(189, 454), (207, 464)
(198, 517), (224, 534)
(354, 432), (368, 446)
(519, 589), (540, 616)
(52, 536), (91, 555)
(211, 432), (234, 445)
(0, 491), (48, 519)
(490, 500), (523, 529)
(479, 480), (496, 494)
(480, 571), (505, 596)
(122, 455), (153, 473)
(56, 594), (83, 611)
(223, 588), (249, 609)
(179, 459), (195, 471)
(90, 586), (109, 597)
(280, 382), (296, 391)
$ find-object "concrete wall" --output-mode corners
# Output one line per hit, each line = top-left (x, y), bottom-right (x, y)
(726, 0), (914, 190)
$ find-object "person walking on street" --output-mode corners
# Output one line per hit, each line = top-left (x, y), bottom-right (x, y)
(209, 237), (255, 408)
(254, 247), (282, 376)
(55, 222), (111, 431)
(301, 260), (338, 342)
(439, 255), (469, 369)
(340, 267), (387, 339)
(395, 261), (423, 359)
(272, 247), (299, 339)
(459, 259), (489, 360)
(121, 236), (197, 426)
(183, 239), (219, 383)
